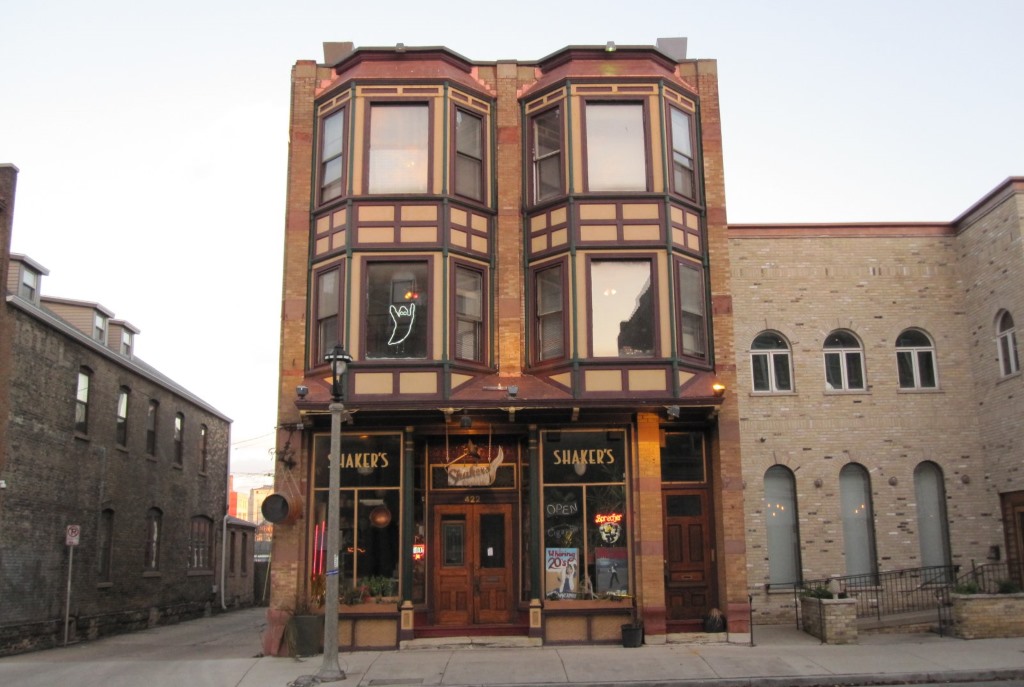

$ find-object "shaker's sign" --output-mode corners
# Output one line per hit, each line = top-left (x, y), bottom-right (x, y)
(551, 448), (616, 467)
(339, 452), (390, 470)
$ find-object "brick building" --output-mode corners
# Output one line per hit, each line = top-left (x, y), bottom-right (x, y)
(267, 39), (744, 652)
(0, 165), (237, 654)
(732, 178), (1024, 622)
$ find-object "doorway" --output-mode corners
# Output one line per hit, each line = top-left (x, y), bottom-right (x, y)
(663, 489), (715, 623)
(432, 502), (514, 625)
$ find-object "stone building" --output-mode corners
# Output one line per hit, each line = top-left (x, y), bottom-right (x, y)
(266, 39), (745, 652)
(0, 165), (235, 654)
(732, 178), (1024, 622)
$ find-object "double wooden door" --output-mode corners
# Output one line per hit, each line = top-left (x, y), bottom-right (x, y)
(663, 489), (715, 621)
(433, 502), (514, 625)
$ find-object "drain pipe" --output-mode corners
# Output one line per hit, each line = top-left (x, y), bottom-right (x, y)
(221, 513), (229, 610)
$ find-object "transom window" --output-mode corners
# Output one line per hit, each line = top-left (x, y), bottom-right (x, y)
(531, 108), (563, 203)
(677, 263), (706, 359)
(590, 260), (653, 358)
(535, 264), (565, 363)
(454, 109), (484, 201)
(669, 107), (696, 199)
(320, 108), (345, 202)
(751, 332), (793, 392)
(997, 310), (1020, 377)
(315, 266), (341, 364)
(365, 261), (428, 359)
(824, 330), (865, 391)
(585, 102), (647, 192)
(368, 103), (429, 194)
(896, 329), (937, 389)
(454, 265), (484, 363)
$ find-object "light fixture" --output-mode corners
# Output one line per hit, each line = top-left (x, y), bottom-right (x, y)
(296, 385), (309, 399)
(369, 503), (392, 528)
(507, 385), (519, 399)
(712, 383), (726, 397)
(459, 412), (472, 429)
(325, 344), (352, 403)
(666, 405), (681, 419)
(605, 41), (616, 52)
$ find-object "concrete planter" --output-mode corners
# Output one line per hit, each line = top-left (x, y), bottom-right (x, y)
(800, 596), (858, 644)
(950, 593), (1024, 639)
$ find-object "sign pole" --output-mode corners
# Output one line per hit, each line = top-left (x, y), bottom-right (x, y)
(63, 545), (73, 646)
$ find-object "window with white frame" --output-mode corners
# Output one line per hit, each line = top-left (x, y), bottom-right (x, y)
(585, 102), (647, 192)
(75, 369), (91, 435)
(93, 312), (107, 343)
(19, 267), (38, 301)
(368, 103), (429, 194)
(751, 332), (793, 392)
(120, 330), (133, 357)
(531, 107), (563, 203)
(896, 329), (937, 389)
(764, 465), (801, 586)
(590, 259), (654, 358)
(823, 330), (865, 391)
(997, 310), (1020, 377)
(320, 108), (345, 202)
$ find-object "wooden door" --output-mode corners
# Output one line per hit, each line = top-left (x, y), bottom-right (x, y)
(663, 490), (714, 620)
(433, 503), (513, 625)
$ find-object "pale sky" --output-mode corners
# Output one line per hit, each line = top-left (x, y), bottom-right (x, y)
(3, 0), (1022, 493)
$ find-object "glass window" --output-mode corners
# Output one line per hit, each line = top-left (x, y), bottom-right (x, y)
(199, 425), (209, 473)
(765, 466), (801, 586)
(229, 531), (236, 573)
(591, 260), (653, 358)
(660, 432), (705, 482)
(365, 261), (428, 359)
(144, 508), (162, 571)
(454, 265), (484, 362)
(320, 108), (345, 202)
(316, 267), (340, 364)
(368, 104), (429, 194)
(839, 464), (877, 579)
(454, 109), (484, 201)
(585, 103), (647, 192)
(241, 532), (249, 574)
(535, 264), (565, 362)
(678, 263), (706, 359)
(120, 331), (133, 357)
(174, 413), (185, 466)
(824, 330), (865, 391)
(19, 268), (38, 301)
(752, 332), (793, 392)
(542, 430), (628, 599)
(97, 508), (114, 582)
(670, 107), (696, 199)
(116, 387), (129, 446)
(189, 516), (213, 571)
(532, 108), (562, 203)
(146, 400), (158, 456)
(998, 310), (1020, 377)
(914, 461), (951, 573)
(93, 313), (107, 343)
(75, 369), (91, 435)
(896, 329), (937, 389)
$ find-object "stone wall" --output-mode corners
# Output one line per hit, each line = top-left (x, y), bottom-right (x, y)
(800, 596), (857, 644)
(951, 593), (1024, 639)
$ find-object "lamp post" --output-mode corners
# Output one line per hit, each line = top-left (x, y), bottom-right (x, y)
(316, 343), (351, 682)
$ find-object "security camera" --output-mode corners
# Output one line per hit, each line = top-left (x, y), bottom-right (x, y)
(507, 385), (519, 399)
(296, 385), (309, 399)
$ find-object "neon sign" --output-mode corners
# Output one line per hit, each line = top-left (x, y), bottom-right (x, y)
(594, 512), (623, 525)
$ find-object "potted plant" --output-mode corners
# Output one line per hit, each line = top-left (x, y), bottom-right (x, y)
(286, 577), (325, 657)
(620, 595), (643, 647)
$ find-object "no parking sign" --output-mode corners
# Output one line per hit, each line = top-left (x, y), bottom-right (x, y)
(65, 524), (80, 547)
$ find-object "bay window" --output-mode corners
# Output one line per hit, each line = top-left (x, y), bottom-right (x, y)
(454, 109), (484, 201)
(315, 266), (341, 364)
(531, 108), (563, 203)
(678, 263), (706, 359)
(590, 259), (653, 358)
(320, 108), (345, 202)
(535, 264), (565, 362)
(454, 265), (484, 363)
(585, 102), (647, 192)
(368, 103), (429, 194)
(669, 107), (696, 199)
(365, 261), (428, 359)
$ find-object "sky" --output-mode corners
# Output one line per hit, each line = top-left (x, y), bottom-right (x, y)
(3, 0), (1022, 494)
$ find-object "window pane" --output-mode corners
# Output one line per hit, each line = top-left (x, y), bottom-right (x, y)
(455, 155), (483, 200)
(591, 261), (653, 357)
(678, 267), (705, 357)
(585, 104), (646, 191)
(369, 104), (428, 193)
(366, 262), (428, 359)
(455, 267), (483, 362)
(896, 330), (930, 347)
(897, 350), (915, 388)
(917, 351), (936, 388)
(824, 352), (843, 389)
(537, 156), (562, 201)
(839, 464), (876, 578)
(442, 521), (465, 566)
(752, 354), (771, 391)
(660, 432), (705, 482)
(535, 109), (561, 158)
(537, 267), (563, 361)
(765, 466), (801, 585)
(846, 352), (864, 389)
(753, 333), (787, 350)
(670, 108), (695, 197)
(479, 513), (505, 568)
(773, 353), (792, 391)
(321, 110), (344, 201)
(914, 462), (951, 570)
(455, 110), (482, 157)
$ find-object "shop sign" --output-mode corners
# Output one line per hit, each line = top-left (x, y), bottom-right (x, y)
(313, 433), (402, 488)
(542, 430), (626, 484)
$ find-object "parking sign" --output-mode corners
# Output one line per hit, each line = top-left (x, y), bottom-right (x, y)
(65, 525), (81, 547)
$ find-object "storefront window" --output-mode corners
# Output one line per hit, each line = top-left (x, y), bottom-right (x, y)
(312, 433), (402, 595)
(542, 430), (628, 599)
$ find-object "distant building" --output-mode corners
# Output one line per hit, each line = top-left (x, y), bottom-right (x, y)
(0, 164), (237, 655)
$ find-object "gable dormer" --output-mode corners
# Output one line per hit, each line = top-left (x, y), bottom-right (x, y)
(109, 319), (140, 358)
(7, 253), (48, 306)
(39, 296), (115, 345)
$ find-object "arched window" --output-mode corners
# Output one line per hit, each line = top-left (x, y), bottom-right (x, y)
(824, 330), (865, 391)
(896, 329), (937, 389)
(914, 461), (952, 574)
(751, 332), (793, 392)
(189, 516), (214, 571)
(764, 466), (801, 585)
(997, 310), (1020, 377)
(839, 463), (877, 578)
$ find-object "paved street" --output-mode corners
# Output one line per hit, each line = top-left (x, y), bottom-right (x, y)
(2, 607), (1024, 687)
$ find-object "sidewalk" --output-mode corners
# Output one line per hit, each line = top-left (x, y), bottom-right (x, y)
(2, 608), (1024, 687)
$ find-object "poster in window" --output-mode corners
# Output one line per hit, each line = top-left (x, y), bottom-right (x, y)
(595, 547), (628, 594)
(545, 547), (579, 599)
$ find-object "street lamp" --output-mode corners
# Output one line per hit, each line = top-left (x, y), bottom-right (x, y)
(317, 343), (351, 682)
